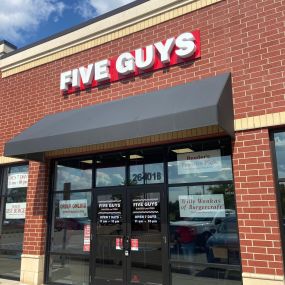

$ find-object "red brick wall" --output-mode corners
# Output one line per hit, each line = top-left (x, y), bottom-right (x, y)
(0, 0), (284, 275)
(0, 0), (284, 154)
(23, 161), (49, 255)
(233, 129), (284, 276)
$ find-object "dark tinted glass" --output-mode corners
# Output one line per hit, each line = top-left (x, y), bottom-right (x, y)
(168, 140), (233, 184)
(131, 191), (161, 233)
(129, 148), (164, 185)
(279, 183), (285, 236)
(96, 153), (126, 187)
(96, 193), (123, 235)
(273, 132), (285, 247)
(171, 263), (241, 285)
(0, 250), (21, 279)
(56, 159), (92, 191)
(48, 255), (89, 285)
(51, 191), (91, 254)
(0, 164), (28, 280)
(274, 132), (285, 179)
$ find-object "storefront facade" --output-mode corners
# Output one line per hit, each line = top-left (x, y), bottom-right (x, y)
(0, 0), (284, 285)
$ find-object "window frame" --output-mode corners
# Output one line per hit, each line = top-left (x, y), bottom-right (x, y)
(45, 136), (242, 285)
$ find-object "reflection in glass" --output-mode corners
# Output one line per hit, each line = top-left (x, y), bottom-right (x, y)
(94, 236), (124, 284)
(130, 235), (162, 285)
(96, 167), (125, 187)
(168, 141), (233, 184)
(169, 184), (241, 284)
(56, 159), (92, 191)
(0, 219), (25, 251)
(171, 263), (241, 285)
(0, 164), (28, 280)
(130, 190), (162, 285)
(52, 192), (91, 254)
(130, 163), (164, 185)
(95, 193), (124, 284)
(49, 255), (89, 285)
(279, 183), (285, 236)
(169, 185), (239, 264)
(0, 250), (21, 279)
(274, 132), (285, 179)
(129, 147), (164, 186)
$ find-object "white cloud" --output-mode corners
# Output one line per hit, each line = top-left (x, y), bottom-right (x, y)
(75, 0), (135, 19)
(0, 0), (65, 44)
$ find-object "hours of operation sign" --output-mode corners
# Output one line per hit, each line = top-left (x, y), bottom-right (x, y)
(132, 197), (160, 225)
(8, 173), (28, 189)
(98, 200), (122, 225)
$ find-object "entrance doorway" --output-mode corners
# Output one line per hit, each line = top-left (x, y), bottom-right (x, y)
(92, 185), (167, 285)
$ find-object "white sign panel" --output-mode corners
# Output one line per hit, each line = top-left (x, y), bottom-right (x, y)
(5, 202), (26, 219)
(179, 194), (225, 218)
(177, 149), (222, 175)
(8, 173), (28, 189)
(59, 199), (88, 218)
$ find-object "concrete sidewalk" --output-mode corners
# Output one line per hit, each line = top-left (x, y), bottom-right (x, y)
(0, 279), (22, 284)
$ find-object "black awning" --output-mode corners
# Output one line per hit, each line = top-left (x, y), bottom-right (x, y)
(4, 73), (233, 161)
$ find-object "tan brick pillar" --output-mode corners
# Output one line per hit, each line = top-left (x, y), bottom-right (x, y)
(20, 161), (49, 285)
(233, 129), (284, 285)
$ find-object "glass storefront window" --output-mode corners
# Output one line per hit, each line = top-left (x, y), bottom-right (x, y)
(48, 140), (240, 285)
(96, 166), (125, 187)
(168, 140), (233, 184)
(129, 148), (164, 185)
(0, 164), (28, 280)
(56, 159), (92, 191)
(96, 153), (126, 187)
(274, 132), (285, 179)
(168, 183), (240, 285)
(169, 184), (238, 264)
(49, 255), (89, 285)
(51, 191), (91, 254)
(273, 131), (285, 267)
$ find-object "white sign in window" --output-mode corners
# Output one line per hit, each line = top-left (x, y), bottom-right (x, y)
(179, 194), (225, 218)
(177, 149), (222, 175)
(5, 202), (26, 219)
(59, 199), (88, 218)
(8, 173), (28, 189)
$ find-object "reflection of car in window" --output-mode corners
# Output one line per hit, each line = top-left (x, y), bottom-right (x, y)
(206, 215), (240, 265)
(170, 209), (236, 250)
(54, 218), (89, 231)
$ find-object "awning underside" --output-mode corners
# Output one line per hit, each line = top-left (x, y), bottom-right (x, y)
(4, 73), (233, 161)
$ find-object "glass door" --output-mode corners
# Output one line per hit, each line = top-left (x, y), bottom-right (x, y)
(93, 188), (126, 285)
(92, 185), (166, 285)
(127, 186), (164, 285)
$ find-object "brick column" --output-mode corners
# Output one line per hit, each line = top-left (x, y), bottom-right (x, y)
(20, 161), (49, 285)
(233, 129), (284, 285)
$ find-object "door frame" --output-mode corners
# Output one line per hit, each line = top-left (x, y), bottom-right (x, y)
(91, 184), (169, 285)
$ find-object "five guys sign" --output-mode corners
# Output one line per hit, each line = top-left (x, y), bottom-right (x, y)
(60, 30), (201, 93)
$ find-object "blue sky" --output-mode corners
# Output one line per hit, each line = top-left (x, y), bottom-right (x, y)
(0, 0), (135, 48)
